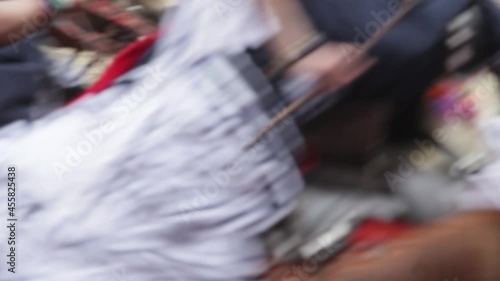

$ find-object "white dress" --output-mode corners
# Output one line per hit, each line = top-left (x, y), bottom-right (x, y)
(458, 117), (500, 210)
(0, 1), (304, 280)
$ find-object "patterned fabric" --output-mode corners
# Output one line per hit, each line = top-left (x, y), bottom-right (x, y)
(0, 52), (305, 281)
(0, 1), (307, 280)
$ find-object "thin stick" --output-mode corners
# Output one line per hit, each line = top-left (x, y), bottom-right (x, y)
(243, 85), (331, 151)
(243, 0), (422, 151)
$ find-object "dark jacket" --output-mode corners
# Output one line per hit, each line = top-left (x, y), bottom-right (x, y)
(0, 40), (63, 127)
(302, 0), (500, 103)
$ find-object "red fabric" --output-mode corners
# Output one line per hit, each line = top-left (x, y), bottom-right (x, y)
(68, 32), (160, 105)
(348, 219), (415, 246)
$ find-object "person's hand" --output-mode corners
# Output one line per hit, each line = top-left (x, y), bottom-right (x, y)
(316, 211), (500, 281)
(288, 43), (376, 91)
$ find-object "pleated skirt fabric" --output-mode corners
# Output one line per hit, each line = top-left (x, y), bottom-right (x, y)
(0, 52), (305, 281)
